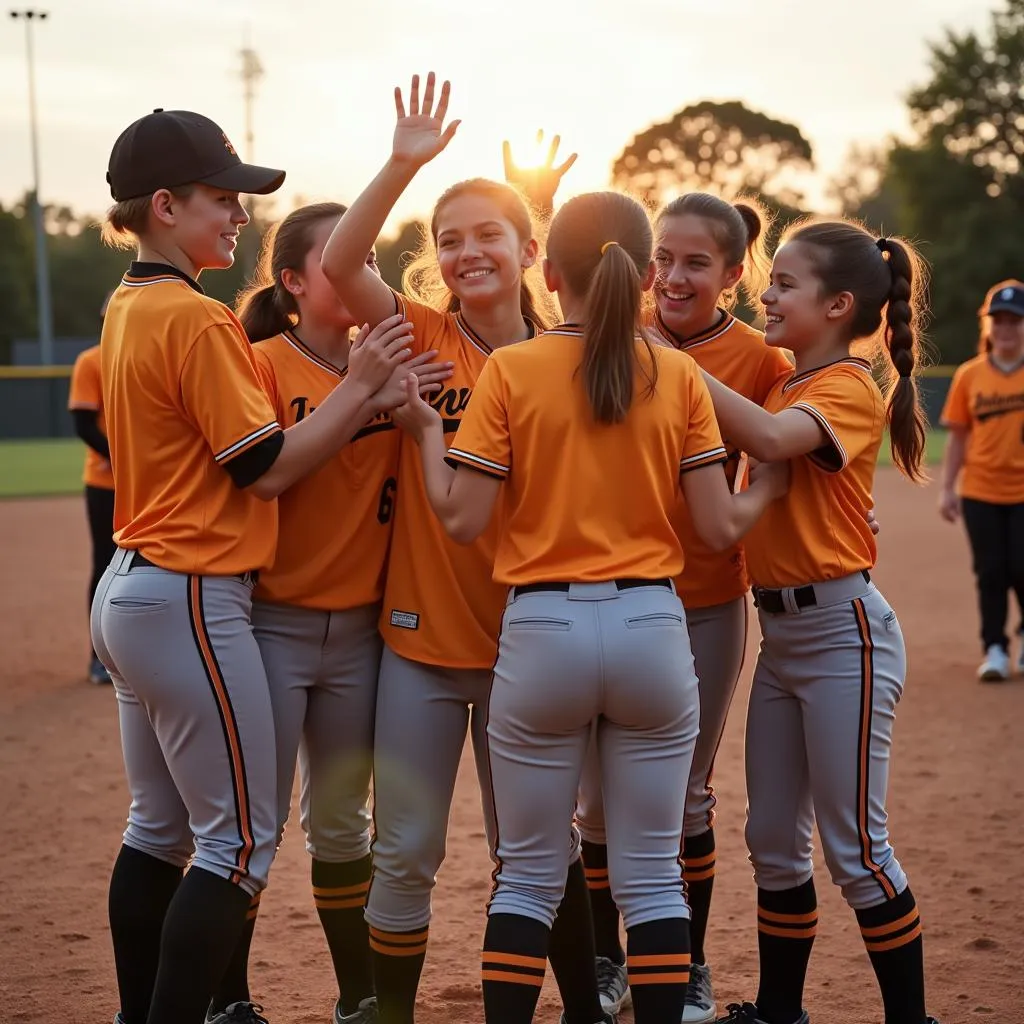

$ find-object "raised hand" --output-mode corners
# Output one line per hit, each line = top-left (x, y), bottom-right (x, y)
(347, 314), (415, 393)
(392, 72), (461, 169)
(503, 130), (578, 214)
(390, 374), (443, 441)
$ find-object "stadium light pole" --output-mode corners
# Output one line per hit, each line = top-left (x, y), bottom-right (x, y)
(10, 9), (55, 366)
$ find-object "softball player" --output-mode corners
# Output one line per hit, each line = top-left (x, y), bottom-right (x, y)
(939, 279), (1024, 681)
(322, 75), (605, 1024)
(573, 193), (791, 1022)
(69, 330), (116, 685)
(93, 109), (421, 1024)
(205, 202), (451, 1024)
(699, 221), (939, 1024)
(391, 189), (788, 1024)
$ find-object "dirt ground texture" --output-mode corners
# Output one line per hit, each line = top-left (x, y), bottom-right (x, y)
(2, 471), (1022, 1024)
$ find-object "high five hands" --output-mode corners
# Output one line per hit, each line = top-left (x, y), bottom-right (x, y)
(392, 72), (461, 169)
(503, 130), (578, 215)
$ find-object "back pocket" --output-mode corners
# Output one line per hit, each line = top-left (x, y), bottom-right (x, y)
(507, 616), (573, 632)
(625, 612), (683, 630)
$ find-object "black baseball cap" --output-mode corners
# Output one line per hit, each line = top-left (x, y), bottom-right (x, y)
(985, 283), (1024, 317)
(107, 109), (285, 201)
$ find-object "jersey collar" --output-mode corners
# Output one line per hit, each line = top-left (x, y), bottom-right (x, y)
(281, 329), (347, 378)
(125, 261), (204, 294)
(782, 356), (872, 391)
(653, 308), (734, 349)
(455, 311), (538, 354)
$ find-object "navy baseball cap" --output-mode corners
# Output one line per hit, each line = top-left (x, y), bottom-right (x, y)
(107, 109), (285, 201)
(985, 283), (1024, 317)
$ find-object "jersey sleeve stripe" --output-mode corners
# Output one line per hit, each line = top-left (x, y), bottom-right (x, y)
(679, 446), (728, 473)
(214, 421), (282, 464)
(791, 402), (848, 471)
(445, 447), (509, 479)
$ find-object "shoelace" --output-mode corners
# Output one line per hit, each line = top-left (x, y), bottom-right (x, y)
(720, 1004), (759, 1022)
(226, 1004), (269, 1024)
(685, 964), (711, 1004)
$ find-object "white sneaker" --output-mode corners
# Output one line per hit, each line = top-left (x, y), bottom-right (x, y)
(978, 644), (1011, 682)
(595, 955), (631, 1014)
(682, 962), (716, 1022)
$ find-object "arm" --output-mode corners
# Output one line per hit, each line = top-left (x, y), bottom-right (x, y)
(682, 459), (789, 551)
(71, 409), (110, 460)
(244, 317), (416, 499)
(938, 427), (967, 522)
(321, 72), (460, 327)
(502, 130), (577, 218)
(701, 370), (827, 462)
(390, 376), (501, 543)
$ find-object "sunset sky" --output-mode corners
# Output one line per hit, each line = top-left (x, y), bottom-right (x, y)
(0, 0), (986, 235)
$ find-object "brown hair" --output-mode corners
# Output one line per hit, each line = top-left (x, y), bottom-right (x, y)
(402, 178), (557, 328)
(655, 192), (773, 310)
(546, 192), (658, 425)
(235, 202), (347, 341)
(100, 185), (195, 249)
(785, 219), (929, 482)
(977, 279), (1024, 354)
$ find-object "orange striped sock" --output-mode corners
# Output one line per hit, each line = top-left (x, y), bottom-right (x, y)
(312, 855), (373, 1014)
(626, 918), (691, 1023)
(481, 913), (548, 1023)
(682, 828), (716, 964)
(369, 925), (429, 1024)
(856, 887), (926, 1024)
(754, 880), (817, 1024)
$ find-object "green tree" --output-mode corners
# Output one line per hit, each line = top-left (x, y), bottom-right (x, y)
(611, 100), (814, 210)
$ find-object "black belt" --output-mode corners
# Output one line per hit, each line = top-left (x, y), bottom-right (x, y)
(128, 550), (259, 585)
(752, 570), (870, 614)
(512, 577), (672, 600)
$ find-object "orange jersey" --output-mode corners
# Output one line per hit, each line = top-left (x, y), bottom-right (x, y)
(941, 354), (1024, 504)
(68, 344), (115, 490)
(446, 325), (727, 586)
(744, 358), (882, 589)
(381, 294), (526, 668)
(101, 263), (281, 575)
(253, 330), (401, 609)
(650, 310), (792, 607)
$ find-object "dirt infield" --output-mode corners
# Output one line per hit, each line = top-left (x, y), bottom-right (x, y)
(2, 473), (1022, 1023)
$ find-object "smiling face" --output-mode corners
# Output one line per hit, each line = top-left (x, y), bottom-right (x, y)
(653, 213), (743, 336)
(988, 311), (1024, 362)
(760, 240), (846, 351)
(433, 192), (536, 309)
(167, 184), (250, 271)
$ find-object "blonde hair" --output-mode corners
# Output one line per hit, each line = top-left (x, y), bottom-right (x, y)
(100, 185), (195, 249)
(401, 178), (558, 328)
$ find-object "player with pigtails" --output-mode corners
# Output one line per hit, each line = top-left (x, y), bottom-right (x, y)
(696, 220), (940, 1024)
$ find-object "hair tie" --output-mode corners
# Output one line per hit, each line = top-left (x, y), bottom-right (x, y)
(600, 240), (619, 255)
(876, 237), (889, 253)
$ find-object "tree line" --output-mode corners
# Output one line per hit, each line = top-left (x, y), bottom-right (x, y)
(2, 0), (1020, 366)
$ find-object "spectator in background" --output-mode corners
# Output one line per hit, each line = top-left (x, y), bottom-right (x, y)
(67, 290), (116, 684)
(939, 279), (1024, 681)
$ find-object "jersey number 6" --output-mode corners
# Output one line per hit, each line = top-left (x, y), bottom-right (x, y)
(377, 477), (397, 525)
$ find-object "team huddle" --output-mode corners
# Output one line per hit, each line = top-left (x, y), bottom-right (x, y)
(86, 74), (945, 1024)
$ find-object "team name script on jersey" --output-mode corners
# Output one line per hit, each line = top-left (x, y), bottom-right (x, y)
(974, 389), (1024, 422)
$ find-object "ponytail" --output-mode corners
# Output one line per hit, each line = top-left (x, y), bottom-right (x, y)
(235, 201), (347, 342)
(547, 192), (656, 425)
(878, 238), (927, 481)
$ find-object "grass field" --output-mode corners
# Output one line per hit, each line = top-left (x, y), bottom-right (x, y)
(0, 432), (950, 500)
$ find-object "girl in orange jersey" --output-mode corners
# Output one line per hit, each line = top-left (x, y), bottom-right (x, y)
(391, 189), (788, 1024)
(93, 109), (436, 1024)
(573, 194), (791, 1023)
(939, 280), (1024, 681)
(198, 204), (453, 1024)
(322, 75), (605, 1024)
(698, 221), (940, 1024)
